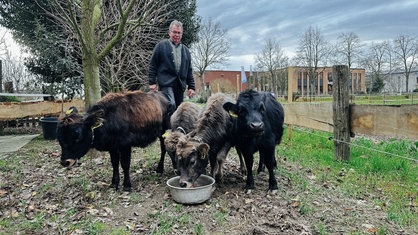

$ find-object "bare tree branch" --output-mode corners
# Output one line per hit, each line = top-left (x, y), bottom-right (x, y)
(191, 18), (230, 96)
(393, 34), (418, 92)
(361, 41), (390, 93)
(296, 26), (330, 97)
(42, 0), (175, 106)
(334, 32), (363, 69)
(255, 38), (288, 94)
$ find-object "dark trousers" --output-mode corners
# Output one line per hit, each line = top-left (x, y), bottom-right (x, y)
(160, 82), (184, 115)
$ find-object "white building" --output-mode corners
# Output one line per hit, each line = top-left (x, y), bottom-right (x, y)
(383, 69), (418, 93)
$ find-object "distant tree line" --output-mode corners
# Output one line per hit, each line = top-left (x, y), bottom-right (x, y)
(254, 27), (418, 95)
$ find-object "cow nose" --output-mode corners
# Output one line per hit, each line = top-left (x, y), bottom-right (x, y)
(179, 181), (187, 188)
(250, 122), (264, 131)
(61, 160), (70, 167)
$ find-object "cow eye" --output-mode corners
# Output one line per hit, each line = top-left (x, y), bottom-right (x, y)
(74, 129), (83, 142)
(238, 106), (247, 115)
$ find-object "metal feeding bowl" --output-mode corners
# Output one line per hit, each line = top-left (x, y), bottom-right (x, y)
(166, 175), (215, 204)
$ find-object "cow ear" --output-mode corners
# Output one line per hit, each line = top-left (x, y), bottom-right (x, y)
(84, 110), (104, 129)
(162, 130), (171, 139)
(65, 106), (79, 115)
(198, 143), (210, 159)
(223, 102), (238, 117)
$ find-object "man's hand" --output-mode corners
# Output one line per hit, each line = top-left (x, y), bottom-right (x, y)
(187, 89), (195, 98)
(149, 84), (157, 91)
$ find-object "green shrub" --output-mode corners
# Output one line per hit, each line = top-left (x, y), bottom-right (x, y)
(0, 96), (20, 102)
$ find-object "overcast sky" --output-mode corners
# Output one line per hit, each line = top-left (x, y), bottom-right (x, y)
(2, 1), (417, 70)
(196, 0), (418, 71)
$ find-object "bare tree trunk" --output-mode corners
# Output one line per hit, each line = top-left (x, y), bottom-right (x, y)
(82, 55), (101, 109)
(0, 60), (2, 93)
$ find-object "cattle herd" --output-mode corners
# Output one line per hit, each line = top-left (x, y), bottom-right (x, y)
(57, 89), (285, 194)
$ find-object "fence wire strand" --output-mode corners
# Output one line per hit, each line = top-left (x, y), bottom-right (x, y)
(291, 126), (418, 163)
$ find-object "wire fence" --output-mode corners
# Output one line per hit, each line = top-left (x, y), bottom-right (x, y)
(350, 92), (418, 105)
(278, 92), (418, 105)
(289, 125), (418, 163)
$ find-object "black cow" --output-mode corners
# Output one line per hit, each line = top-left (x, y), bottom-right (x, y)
(163, 102), (202, 171)
(175, 93), (236, 188)
(223, 89), (284, 194)
(57, 91), (170, 191)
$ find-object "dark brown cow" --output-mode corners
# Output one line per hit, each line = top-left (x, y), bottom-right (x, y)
(175, 93), (236, 188)
(57, 91), (170, 191)
(163, 102), (202, 171)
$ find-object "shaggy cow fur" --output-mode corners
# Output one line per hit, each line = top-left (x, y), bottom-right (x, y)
(163, 102), (203, 171)
(175, 93), (235, 188)
(57, 90), (170, 191)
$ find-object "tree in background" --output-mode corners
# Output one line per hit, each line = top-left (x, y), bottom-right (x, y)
(46, 0), (177, 108)
(361, 41), (389, 93)
(165, 0), (200, 48)
(296, 26), (329, 97)
(98, 0), (199, 93)
(0, 0), (199, 107)
(0, 0), (82, 98)
(393, 34), (418, 92)
(334, 32), (363, 69)
(0, 33), (39, 94)
(191, 18), (230, 97)
(254, 38), (288, 95)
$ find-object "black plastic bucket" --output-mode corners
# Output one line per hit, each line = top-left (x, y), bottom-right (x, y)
(39, 117), (58, 140)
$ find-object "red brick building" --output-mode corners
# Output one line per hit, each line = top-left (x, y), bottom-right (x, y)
(194, 66), (366, 96)
(193, 70), (250, 94)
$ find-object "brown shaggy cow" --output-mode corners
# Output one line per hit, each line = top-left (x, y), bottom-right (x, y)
(57, 91), (170, 191)
(175, 93), (236, 188)
(163, 102), (202, 171)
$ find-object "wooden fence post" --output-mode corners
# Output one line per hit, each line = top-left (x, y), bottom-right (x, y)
(287, 67), (293, 140)
(332, 65), (350, 162)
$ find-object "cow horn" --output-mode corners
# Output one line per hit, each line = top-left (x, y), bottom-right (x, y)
(176, 126), (186, 134)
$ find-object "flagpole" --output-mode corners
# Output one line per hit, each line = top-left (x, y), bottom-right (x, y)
(241, 66), (247, 92)
(236, 74), (239, 96)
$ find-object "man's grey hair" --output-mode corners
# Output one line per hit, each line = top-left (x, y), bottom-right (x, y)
(169, 20), (183, 31)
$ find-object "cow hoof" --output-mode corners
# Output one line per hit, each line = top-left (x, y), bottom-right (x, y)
(257, 167), (265, 174)
(244, 189), (252, 194)
(268, 189), (278, 195)
(123, 186), (132, 192)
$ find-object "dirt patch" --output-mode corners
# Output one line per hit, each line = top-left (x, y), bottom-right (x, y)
(0, 138), (415, 234)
